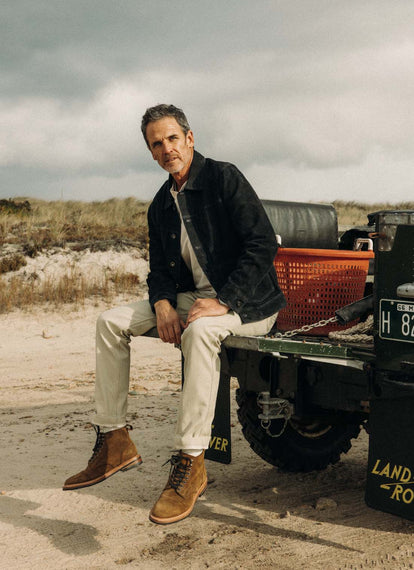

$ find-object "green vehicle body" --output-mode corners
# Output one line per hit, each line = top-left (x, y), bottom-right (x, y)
(204, 206), (414, 521)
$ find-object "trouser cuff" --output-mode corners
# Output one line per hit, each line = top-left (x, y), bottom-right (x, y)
(174, 435), (210, 451)
(93, 414), (127, 427)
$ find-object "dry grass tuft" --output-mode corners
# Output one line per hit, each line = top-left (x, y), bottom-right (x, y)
(0, 253), (27, 274)
(0, 269), (142, 313)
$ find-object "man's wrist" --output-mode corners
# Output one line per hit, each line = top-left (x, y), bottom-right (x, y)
(154, 299), (172, 311)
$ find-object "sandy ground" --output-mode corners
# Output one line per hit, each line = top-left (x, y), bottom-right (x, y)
(1, 299), (414, 570)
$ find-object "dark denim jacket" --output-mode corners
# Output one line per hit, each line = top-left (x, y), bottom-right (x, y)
(147, 151), (286, 323)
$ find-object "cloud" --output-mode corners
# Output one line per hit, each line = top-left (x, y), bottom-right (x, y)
(2, 1), (414, 202)
(246, 149), (414, 205)
(0, 82), (150, 171)
(201, 41), (414, 169)
(5, 34), (414, 172)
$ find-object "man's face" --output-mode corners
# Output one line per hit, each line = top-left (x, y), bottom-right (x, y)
(145, 117), (194, 177)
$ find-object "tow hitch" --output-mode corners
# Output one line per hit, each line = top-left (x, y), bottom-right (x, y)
(257, 391), (293, 438)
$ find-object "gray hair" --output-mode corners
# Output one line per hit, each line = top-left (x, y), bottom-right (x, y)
(141, 104), (191, 146)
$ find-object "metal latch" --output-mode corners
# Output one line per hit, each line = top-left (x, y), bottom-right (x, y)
(397, 283), (414, 299)
(354, 238), (373, 251)
(257, 392), (293, 438)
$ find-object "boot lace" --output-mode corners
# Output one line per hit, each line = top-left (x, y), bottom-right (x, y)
(88, 424), (133, 464)
(164, 454), (192, 493)
(88, 425), (105, 463)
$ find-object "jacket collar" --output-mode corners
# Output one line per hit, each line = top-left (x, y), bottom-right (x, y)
(162, 150), (205, 209)
(183, 150), (205, 190)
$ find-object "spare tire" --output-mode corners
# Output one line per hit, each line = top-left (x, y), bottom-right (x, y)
(236, 389), (361, 472)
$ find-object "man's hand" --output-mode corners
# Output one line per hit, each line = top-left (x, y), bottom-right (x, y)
(185, 298), (229, 326)
(154, 300), (185, 344)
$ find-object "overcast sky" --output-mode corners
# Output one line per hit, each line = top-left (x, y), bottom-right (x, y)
(2, 1), (414, 204)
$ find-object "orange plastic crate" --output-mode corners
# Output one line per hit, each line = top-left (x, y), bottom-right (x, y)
(274, 248), (374, 336)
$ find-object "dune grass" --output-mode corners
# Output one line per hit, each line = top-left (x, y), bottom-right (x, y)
(0, 197), (413, 313)
(3, 196), (413, 248)
(0, 197), (149, 312)
(0, 197), (149, 252)
(333, 200), (414, 227)
(0, 269), (141, 313)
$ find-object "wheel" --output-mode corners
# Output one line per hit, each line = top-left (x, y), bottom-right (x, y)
(236, 389), (361, 472)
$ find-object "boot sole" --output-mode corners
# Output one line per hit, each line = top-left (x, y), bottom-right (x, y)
(149, 477), (208, 525)
(62, 455), (142, 491)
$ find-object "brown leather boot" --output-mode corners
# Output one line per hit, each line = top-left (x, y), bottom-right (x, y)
(149, 451), (207, 524)
(63, 424), (142, 490)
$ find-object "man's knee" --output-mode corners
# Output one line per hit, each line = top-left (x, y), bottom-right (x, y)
(96, 307), (124, 337)
(181, 318), (221, 348)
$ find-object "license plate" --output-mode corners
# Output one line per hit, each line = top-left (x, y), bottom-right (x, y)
(380, 299), (414, 343)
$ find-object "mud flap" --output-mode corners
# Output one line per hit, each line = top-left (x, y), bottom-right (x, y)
(366, 377), (414, 520)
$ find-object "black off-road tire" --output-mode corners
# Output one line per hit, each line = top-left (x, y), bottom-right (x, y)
(236, 389), (361, 472)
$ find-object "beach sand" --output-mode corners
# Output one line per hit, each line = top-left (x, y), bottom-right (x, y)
(1, 296), (414, 569)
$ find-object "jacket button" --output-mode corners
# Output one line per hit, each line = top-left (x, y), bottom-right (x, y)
(169, 261), (176, 268)
(236, 300), (242, 307)
(170, 233), (177, 239)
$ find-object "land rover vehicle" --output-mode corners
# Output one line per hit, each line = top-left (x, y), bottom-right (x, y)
(205, 202), (414, 521)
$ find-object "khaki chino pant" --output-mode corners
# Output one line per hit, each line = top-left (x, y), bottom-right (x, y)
(94, 291), (277, 450)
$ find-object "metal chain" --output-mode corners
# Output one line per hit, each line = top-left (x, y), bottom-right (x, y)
(271, 316), (338, 339)
(261, 418), (288, 438)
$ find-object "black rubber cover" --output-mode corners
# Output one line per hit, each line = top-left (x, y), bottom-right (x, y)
(335, 295), (374, 325)
(261, 199), (338, 249)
